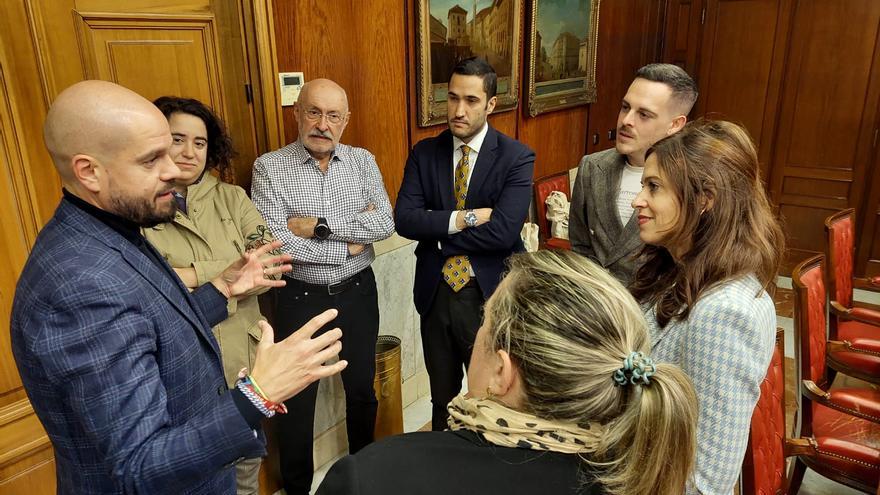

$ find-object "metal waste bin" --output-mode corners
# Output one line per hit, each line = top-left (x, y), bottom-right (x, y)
(373, 335), (403, 440)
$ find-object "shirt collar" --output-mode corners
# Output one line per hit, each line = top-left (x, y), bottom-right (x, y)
(293, 139), (341, 166)
(62, 188), (144, 245)
(452, 122), (489, 154)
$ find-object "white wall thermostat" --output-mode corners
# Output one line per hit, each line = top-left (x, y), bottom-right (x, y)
(279, 72), (304, 106)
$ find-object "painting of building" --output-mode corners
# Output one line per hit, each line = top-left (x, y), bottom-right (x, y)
(549, 32), (580, 79)
(418, 0), (522, 125)
(533, 0), (591, 83)
(526, 0), (599, 116)
(427, 0), (517, 83)
(447, 5), (468, 45)
(430, 14), (447, 44)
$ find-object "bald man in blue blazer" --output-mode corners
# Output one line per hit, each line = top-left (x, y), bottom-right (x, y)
(11, 80), (345, 495)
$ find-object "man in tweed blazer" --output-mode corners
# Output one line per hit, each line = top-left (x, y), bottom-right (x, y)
(569, 64), (697, 285)
(11, 81), (346, 494)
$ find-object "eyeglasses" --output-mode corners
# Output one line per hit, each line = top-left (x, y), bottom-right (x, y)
(302, 108), (345, 125)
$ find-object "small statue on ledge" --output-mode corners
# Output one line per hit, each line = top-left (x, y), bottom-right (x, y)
(545, 190), (570, 240)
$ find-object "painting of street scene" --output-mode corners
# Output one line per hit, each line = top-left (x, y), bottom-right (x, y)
(527, 0), (599, 116)
(418, 0), (522, 125)
(534, 0), (590, 87)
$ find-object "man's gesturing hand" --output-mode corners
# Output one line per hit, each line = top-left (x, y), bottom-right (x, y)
(249, 310), (348, 403)
(211, 240), (292, 299)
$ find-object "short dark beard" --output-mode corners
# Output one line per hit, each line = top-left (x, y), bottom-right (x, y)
(108, 191), (176, 228)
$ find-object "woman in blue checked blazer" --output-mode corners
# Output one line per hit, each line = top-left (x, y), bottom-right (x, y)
(629, 119), (785, 495)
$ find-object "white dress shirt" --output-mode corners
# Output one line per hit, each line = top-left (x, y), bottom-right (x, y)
(447, 122), (489, 234)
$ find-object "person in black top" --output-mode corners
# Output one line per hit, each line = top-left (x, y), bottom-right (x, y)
(317, 250), (699, 495)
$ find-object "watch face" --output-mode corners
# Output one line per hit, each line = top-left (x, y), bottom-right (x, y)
(315, 223), (331, 240)
(465, 211), (477, 227)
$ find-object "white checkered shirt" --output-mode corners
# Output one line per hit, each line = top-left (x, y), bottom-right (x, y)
(251, 140), (394, 285)
(646, 274), (776, 495)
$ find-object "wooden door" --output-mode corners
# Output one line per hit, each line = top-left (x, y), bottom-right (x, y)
(691, 0), (792, 185)
(854, 112), (880, 277)
(768, 0), (880, 269)
(661, 0), (704, 77)
(0, 1), (281, 492)
(29, 0), (260, 188)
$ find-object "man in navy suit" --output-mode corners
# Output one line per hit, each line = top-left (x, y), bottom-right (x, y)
(11, 80), (347, 494)
(395, 57), (535, 430)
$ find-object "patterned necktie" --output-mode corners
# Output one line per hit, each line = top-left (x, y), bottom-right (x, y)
(442, 145), (472, 291)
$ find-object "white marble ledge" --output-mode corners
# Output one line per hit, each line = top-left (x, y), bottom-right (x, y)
(374, 232), (414, 256)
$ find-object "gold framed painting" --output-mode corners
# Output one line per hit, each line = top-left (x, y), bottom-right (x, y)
(416, 0), (523, 127)
(526, 0), (600, 117)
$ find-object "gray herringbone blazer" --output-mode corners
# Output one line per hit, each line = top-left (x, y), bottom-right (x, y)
(568, 148), (643, 286)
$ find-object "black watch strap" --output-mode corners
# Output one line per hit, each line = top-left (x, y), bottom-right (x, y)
(314, 217), (331, 240)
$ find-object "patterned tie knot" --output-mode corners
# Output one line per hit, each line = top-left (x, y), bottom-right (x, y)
(461, 144), (471, 159)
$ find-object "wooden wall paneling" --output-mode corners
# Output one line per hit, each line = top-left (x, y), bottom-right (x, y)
(518, 107), (589, 180)
(852, 33), (880, 276)
(0, 14), (55, 490)
(586, 0), (665, 155)
(857, 139), (880, 277)
(0, 66), (35, 409)
(273, 0), (410, 202)
(694, 0), (791, 185)
(244, 0), (286, 154)
(348, 0), (411, 203)
(2, 2), (61, 232)
(212, 0), (261, 188)
(769, 0), (880, 269)
(0, 400), (54, 494)
(661, 0), (703, 75)
(78, 0), (212, 12)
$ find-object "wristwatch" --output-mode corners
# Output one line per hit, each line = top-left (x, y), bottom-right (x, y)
(314, 217), (331, 240)
(464, 210), (478, 228)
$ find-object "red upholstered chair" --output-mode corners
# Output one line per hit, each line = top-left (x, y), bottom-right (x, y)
(533, 172), (571, 250)
(825, 208), (880, 342)
(741, 329), (789, 494)
(790, 254), (880, 493)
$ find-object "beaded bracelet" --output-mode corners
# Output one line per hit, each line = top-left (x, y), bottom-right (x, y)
(235, 369), (287, 417)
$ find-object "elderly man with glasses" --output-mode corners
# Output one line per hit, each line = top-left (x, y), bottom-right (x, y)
(251, 78), (394, 495)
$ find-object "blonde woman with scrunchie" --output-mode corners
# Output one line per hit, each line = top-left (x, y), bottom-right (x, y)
(317, 250), (698, 495)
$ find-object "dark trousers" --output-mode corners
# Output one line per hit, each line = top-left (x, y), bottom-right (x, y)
(272, 267), (379, 495)
(420, 280), (484, 431)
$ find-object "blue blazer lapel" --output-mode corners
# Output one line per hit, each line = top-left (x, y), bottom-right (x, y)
(123, 242), (223, 357)
(61, 202), (223, 359)
(466, 127), (497, 203)
(436, 132), (456, 211)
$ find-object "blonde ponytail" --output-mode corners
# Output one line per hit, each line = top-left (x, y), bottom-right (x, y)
(487, 250), (698, 495)
(595, 364), (697, 494)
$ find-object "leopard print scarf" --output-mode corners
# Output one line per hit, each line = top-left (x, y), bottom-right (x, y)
(446, 394), (604, 454)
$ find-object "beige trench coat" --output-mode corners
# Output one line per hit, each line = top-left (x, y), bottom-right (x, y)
(144, 173), (274, 387)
